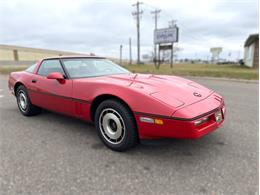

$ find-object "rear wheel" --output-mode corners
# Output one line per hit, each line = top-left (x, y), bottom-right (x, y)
(16, 85), (41, 116)
(95, 99), (138, 151)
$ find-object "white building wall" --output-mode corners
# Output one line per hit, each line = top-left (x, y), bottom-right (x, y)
(244, 43), (255, 67)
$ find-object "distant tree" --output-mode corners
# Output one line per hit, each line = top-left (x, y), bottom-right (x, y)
(239, 59), (244, 66)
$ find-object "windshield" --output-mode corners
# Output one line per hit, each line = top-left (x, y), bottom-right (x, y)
(62, 58), (130, 78)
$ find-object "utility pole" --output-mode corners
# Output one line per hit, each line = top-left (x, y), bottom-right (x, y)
(169, 20), (177, 68)
(120, 45), (123, 65)
(132, 1), (143, 64)
(151, 9), (161, 66)
(129, 37), (132, 65)
(151, 9), (161, 30)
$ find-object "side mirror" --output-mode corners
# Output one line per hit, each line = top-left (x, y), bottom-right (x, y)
(47, 72), (65, 83)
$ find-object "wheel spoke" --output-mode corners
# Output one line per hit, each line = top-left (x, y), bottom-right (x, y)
(99, 108), (125, 145)
(18, 91), (27, 111)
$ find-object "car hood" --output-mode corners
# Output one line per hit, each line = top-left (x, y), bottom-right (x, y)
(81, 73), (214, 109)
(125, 74), (214, 109)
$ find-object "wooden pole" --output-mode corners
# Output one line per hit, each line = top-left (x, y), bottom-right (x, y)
(170, 43), (173, 68)
(120, 45), (123, 65)
(129, 38), (132, 65)
(158, 44), (160, 69)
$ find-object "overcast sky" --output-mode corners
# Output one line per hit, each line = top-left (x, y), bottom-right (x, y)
(0, 0), (258, 60)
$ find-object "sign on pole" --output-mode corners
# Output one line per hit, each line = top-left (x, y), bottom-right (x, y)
(210, 47), (222, 63)
(154, 27), (179, 44)
(154, 26), (179, 69)
(159, 44), (173, 50)
(210, 47), (222, 57)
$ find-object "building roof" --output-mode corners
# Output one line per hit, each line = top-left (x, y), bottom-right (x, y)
(244, 34), (259, 47)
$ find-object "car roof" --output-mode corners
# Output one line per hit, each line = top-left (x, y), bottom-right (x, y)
(43, 55), (106, 60)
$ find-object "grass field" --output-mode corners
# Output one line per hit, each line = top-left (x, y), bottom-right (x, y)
(0, 63), (258, 80)
(0, 66), (28, 74)
(123, 63), (259, 80)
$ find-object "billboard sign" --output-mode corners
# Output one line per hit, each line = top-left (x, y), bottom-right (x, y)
(210, 47), (222, 57)
(154, 27), (179, 44)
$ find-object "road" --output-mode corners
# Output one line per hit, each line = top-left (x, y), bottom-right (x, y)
(0, 75), (258, 195)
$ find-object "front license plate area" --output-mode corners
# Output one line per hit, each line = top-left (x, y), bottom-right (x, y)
(215, 110), (222, 123)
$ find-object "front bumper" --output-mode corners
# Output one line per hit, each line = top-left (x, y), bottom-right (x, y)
(135, 104), (225, 139)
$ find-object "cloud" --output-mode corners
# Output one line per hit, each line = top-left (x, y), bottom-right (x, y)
(0, 0), (258, 60)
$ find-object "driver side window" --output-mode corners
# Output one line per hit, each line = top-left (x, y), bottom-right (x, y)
(38, 59), (65, 77)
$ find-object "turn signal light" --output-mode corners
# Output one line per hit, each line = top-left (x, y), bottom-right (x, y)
(154, 119), (164, 125)
(140, 117), (164, 125)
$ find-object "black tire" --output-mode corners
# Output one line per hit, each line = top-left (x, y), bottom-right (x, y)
(94, 99), (138, 151)
(16, 85), (41, 116)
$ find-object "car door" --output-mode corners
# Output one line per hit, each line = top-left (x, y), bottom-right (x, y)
(29, 59), (73, 116)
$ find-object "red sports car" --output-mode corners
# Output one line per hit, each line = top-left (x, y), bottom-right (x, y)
(8, 56), (225, 151)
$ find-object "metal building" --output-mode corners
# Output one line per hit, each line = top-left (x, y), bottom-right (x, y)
(244, 34), (259, 68)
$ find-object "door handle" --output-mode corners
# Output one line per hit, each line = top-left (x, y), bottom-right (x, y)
(31, 79), (37, 83)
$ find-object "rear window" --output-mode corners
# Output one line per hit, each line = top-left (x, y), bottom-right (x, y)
(25, 63), (37, 73)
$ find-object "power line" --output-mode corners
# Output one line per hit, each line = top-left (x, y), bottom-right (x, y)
(168, 20), (177, 28)
(142, 3), (207, 45)
(142, 3), (211, 42)
(143, 1), (256, 46)
(132, 1), (143, 64)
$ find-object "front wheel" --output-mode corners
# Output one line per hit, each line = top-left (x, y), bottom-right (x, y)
(95, 99), (138, 151)
(16, 85), (41, 116)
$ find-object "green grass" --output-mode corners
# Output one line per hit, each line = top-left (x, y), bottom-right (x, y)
(0, 66), (28, 74)
(0, 63), (258, 80)
(123, 63), (259, 80)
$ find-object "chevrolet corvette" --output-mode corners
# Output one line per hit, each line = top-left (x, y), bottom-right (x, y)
(8, 56), (225, 151)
